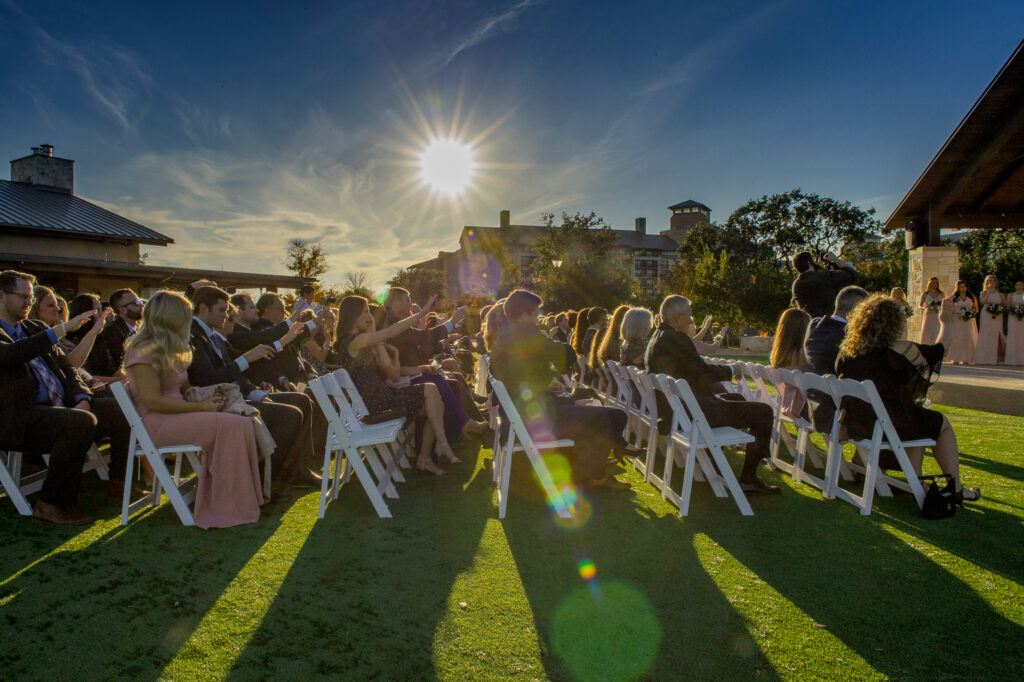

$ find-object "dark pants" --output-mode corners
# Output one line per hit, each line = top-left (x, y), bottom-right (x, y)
(90, 397), (131, 482)
(551, 405), (628, 480)
(16, 405), (96, 510)
(412, 374), (467, 445)
(248, 391), (313, 486)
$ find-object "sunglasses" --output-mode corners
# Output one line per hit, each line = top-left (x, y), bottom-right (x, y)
(120, 298), (143, 308)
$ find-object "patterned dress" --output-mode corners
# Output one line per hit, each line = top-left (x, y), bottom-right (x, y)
(336, 335), (425, 420)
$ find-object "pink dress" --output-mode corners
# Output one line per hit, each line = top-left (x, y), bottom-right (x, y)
(919, 294), (942, 344)
(1006, 292), (1024, 366)
(945, 298), (978, 363)
(974, 291), (1004, 365)
(125, 350), (264, 529)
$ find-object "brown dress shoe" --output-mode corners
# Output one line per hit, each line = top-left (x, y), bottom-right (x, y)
(32, 500), (94, 526)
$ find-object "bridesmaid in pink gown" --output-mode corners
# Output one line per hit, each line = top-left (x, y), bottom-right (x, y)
(918, 277), (943, 345)
(945, 280), (978, 365)
(124, 291), (264, 529)
(1006, 281), (1024, 366)
(974, 275), (1006, 365)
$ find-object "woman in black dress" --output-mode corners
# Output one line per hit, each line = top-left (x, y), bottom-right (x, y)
(334, 295), (458, 476)
(835, 295), (980, 503)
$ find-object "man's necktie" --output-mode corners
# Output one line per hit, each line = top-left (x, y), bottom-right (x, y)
(15, 325), (65, 406)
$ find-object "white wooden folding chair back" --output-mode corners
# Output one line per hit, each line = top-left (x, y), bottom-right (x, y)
(624, 367), (666, 488)
(749, 364), (778, 408)
(330, 368), (410, 472)
(736, 362), (761, 402)
(653, 374), (754, 516)
(605, 361), (644, 446)
(475, 353), (489, 397)
(827, 377), (930, 514)
(2, 441), (111, 515)
(793, 371), (857, 493)
(765, 368), (832, 491)
(488, 377), (573, 520)
(309, 375), (405, 519)
(109, 382), (204, 526)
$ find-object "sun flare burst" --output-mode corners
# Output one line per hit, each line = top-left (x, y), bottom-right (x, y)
(419, 138), (476, 197)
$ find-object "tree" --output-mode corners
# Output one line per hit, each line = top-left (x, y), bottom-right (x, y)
(528, 211), (634, 312)
(844, 231), (908, 294)
(283, 238), (328, 280)
(953, 229), (1024, 294)
(663, 222), (791, 331)
(726, 189), (880, 265)
(388, 267), (445, 303)
(339, 271), (374, 300)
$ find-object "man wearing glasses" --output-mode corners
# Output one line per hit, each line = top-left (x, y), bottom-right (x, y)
(87, 289), (143, 377)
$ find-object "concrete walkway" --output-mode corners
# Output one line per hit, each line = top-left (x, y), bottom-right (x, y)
(931, 364), (1024, 417)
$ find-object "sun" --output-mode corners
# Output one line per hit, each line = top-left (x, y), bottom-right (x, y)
(419, 138), (476, 197)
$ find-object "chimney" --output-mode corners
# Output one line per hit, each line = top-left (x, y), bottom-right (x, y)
(635, 217), (646, 234)
(499, 209), (510, 228)
(11, 144), (74, 193)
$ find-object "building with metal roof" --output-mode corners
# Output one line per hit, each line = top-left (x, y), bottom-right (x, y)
(1, 145), (313, 300)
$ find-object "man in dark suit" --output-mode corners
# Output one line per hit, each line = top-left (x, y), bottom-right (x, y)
(248, 292), (319, 389)
(491, 290), (629, 490)
(87, 288), (143, 376)
(383, 287), (466, 366)
(791, 251), (858, 319)
(188, 286), (318, 500)
(549, 312), (570, 345)
(802, 285), (868, 429)
(228, 293), (319, 353)
(580, 307), (607, 358)
(1, 270), (117, 524)
(646, 294), (779, 494)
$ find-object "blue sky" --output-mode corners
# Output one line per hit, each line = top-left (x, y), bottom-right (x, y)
(1, 0), (1022, 287)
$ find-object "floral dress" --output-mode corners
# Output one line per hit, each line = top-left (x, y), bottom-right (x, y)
(336, 334), (425, 420)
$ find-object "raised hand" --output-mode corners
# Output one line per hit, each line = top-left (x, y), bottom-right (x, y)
(65, 309), (97, 333)
(244, 344), (275, 363)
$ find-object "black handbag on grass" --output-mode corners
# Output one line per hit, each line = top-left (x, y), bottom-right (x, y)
(920, 474), (957, 520)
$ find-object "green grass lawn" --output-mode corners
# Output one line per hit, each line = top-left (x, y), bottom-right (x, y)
(2, 403), (1024, 681)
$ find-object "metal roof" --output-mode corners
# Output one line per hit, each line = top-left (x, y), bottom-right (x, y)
(0, 179), (173, 245)
(885, 39), (1024, 234)
(668, 200), (710, 211)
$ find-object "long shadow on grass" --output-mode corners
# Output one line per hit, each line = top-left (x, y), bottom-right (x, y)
(502, 462), (781, 681)
(704, 481), (1024, 679)
(225, 449), (492, 680)
(0, 490), (282, 679)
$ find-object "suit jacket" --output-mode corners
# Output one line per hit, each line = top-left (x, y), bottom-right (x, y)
(87, 318), (133, 376)
(581, 327), (599, 357)
(0, 319), (91, 447)
(792, 267), (857, 319)
(645, 323), (732, 426)
(490, 321), (570, 416)
(802, 316), (846, 375)
(385, 312), (448, 366)
(550, 326), (569, 345)
(247, 318), (311, 385)
(228, 320), (290, 351)
(187, 320), (257, 394)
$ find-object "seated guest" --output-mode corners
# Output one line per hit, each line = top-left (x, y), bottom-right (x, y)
(188, 286), (318, 499)
(293, 284), (322, 316)
(124, 291), (265, 528)
(249, 292), (319, 389)
(549, 312), (570, 344)
(802, 286), (868, 429)
(769, 308), (812, 418)
(792, 250), (858, 319)
(61, 295), (118, 380)
(646, 295), (778, 494)
(28, 286), (63, 327)
(490, 290), (629, 490)
(591, 305), (629, 368)
(836, 295), (980, 502)
(689, 313), (728, 355)
(483, 300), (508, 353)
(1, 270), (113, 524)
(228, 292), (316, 350)
(580, 307), (607, 358)
(571, 307), (590, 356)
(87, 288), (143, 377)
(334, 295), (459, 476)
(619, 307), (653, 367)
(475, 305), (492, 354)
(302, 307), (337, 375)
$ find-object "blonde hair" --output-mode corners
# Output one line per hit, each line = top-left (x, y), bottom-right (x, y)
(124, 291), (193, 373)
(890, 287), (906, 301)
(770, 308), (810, 369)
(839, 294), (905, 358)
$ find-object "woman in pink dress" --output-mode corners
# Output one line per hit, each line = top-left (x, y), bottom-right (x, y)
(974, 275), (1006, 365)
(945, 280), (978, 365)
(1006, 280), (1024, 366)
(124, 291), (264, 528)
(769, 307), (811, 418)
(918, 277), (943, 345)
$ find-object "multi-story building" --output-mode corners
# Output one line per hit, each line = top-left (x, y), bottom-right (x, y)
(410, 201), (711, 298)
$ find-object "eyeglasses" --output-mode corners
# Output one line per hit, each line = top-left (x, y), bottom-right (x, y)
(3, 290), (34, 302)
(119, 298), (143, 308)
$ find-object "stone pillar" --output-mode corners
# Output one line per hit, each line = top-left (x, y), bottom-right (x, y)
(907, 245), (959, 341)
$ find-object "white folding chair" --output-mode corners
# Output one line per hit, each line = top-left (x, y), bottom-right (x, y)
(767, 368), (830, 490)
(488, 377), (573, 520)
(110, 382), (205, 527)
(330, 368), (409, 476)
(605, 361), (645, 447)
(826, 377), (929, 514)
(653, 374), (754, 516)
(309, 373), (405, 519)
(2, 441), (111, 516)
(736, 362), (761, 402)
(624, 367), (667, 488)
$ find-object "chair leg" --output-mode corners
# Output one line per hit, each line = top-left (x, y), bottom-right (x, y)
(318, 445), (334, 519)
(0, 455), (33, 516)
(343, 446), (392, 518)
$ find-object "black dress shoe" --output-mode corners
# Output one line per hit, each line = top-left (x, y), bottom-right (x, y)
(739, 478), (782, 495)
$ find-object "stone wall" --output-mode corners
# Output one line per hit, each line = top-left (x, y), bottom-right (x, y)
(907, 246), (959, 341)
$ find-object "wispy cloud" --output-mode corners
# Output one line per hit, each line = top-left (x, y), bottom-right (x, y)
(443, 0), (541, 67)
